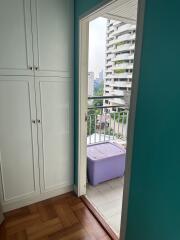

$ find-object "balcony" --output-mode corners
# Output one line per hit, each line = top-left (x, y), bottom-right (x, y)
(105, 68), (113, 73)
(105, 62), (113, 67)
(113, 24), (136, 36)
(105, 74), (113, 79)
(112, 43), (135, 53)
(107, 26), (114, 33)
(113, 33), (136, 45)
(111, 89), (125, 96)
(106, 39), (114, 47)
(112, 53), (134, 61)
(112, 63), (134, 70)
(86, 97), (129, 235)
(106, 54), (113, 60)
(110, 81), (132, 88)
(87, 96), (129, 235)
(87, 108), (128, 145)
(111, 73), (132, 79)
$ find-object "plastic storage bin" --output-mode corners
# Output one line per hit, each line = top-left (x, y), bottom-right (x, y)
(87, 142), (126, 186)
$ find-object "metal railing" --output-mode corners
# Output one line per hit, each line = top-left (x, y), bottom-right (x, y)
(87, 96), (129, 145)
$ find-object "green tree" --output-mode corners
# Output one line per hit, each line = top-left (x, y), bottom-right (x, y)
(87, 81), (104, 136)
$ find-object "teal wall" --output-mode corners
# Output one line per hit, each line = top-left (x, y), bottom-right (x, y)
(125, 1), (180, 239)
(74, 0), (180, 239)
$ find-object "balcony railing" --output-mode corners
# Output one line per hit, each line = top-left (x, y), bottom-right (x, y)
(87, 96), (129, 145)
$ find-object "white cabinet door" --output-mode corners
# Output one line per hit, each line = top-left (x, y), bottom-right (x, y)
(0, 76), (39, 205)
(31, 0), (73, 76)
(35, 77), (73, 192)
(0, 0), (34, 76)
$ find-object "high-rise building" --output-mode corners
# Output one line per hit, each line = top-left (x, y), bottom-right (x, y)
(88, 72), (94, 97)
(99, 69), (104, 81)
(104, 19), (136, 111)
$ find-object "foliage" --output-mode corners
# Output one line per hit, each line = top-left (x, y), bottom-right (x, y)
(87, 109), (96, 136)
(87, 81), (104, 136)
(115, 60), (124, 64)
(116, 41), (125, 46)
(110, 112), (127, 124)
(114, 69), (125, 74)
(93, 80), (104, 109)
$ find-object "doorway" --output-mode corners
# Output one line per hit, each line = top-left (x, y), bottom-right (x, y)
(78, 0), (145, 239)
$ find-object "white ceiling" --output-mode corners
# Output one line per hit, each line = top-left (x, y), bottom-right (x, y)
(103, 0), (138, 23)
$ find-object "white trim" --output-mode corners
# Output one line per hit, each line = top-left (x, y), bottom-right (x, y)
(120, 1), (146, 239)
(78, 0), (118, 198)
(78, 20), (89, 196)
(2, 185), (73, 212)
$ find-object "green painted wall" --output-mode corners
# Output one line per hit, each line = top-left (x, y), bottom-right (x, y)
(125, 1), (180, 239)
(74, 0), (180, 239)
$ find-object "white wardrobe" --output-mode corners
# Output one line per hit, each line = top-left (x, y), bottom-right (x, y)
(0, 0), (74, 211)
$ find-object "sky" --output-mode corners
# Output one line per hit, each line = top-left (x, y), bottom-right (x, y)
(88, 17), (107, 79)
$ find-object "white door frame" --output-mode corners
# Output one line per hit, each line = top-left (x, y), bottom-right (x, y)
(78, 0), (145, 239)
(77, 0), (120, 196)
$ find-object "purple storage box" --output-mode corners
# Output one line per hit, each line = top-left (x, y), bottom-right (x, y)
(87, 142), (126, 186)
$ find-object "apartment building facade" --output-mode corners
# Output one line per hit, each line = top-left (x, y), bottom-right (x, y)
(104, 19), (136, 111)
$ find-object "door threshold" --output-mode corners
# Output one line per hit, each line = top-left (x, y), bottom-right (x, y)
(81, 196), (119, 240)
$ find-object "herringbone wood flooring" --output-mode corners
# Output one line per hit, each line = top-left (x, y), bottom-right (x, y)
(0, 192), (111, 240)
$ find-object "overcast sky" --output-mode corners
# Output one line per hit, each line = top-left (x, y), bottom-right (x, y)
(88, 17), (107, 78)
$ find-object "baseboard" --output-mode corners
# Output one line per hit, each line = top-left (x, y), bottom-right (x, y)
(73, 184), (78, 196)
(2, 185), (73, 212)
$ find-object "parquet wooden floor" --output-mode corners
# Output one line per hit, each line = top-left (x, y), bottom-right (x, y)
(0, 192), (111, 240)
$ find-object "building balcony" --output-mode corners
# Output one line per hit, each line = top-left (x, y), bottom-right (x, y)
(113, 33), (136, 45)
(112, 53), (134, 62)
(106, 54), (113, 60)
(110, 98), (126, 105)
(113, 44), (135, 53)
(107, 36), (114, 42)
(111, 73), (132, 79)
(112, 63), (134, 70)
(105, 74), (113, 79)
(105, 62), (113, 67)
(104, 85), (112, 91)
(113, 24), (136, 36)
(107, 26), (114, 33)
(110, 81), (132, 88)
(110, 89), (125, 96)
(106, 39), (114, 47)
(105, 68), (113, 73)
(106, 49), (113, 54)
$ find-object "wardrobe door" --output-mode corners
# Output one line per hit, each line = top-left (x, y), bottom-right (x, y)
(31, 0), (73, 76)
(0, 0), (34, 76)
(35, 77), (73, 193)
(0, 76), (39, 209)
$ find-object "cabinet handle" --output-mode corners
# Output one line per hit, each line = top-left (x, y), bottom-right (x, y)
(37, 119), (41, 123)
(32, 120), (36, 124)
(28, 66), (33, 70)
(34, 66), (39, 71)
